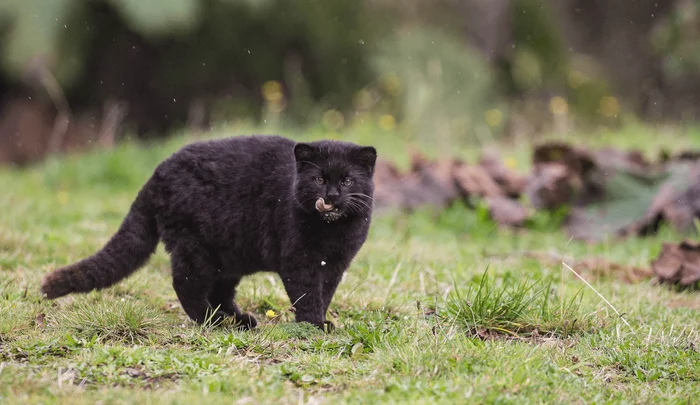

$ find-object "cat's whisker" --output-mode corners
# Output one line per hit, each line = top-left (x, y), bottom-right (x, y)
(341, 200), (357, 215)
(346, 193), (374, 201)
(344, 199), (369, 216)
(348, 204), (363, 217)
(348, 197), (372, 211)
(346, 198), (373, 214)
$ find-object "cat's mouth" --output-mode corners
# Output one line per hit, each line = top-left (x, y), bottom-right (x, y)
(315, 198), (343, 222)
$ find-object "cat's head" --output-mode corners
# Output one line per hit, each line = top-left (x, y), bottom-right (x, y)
(294, 140), (376, 223)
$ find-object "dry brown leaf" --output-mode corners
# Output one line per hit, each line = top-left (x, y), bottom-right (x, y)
(525, 163), (580, 209)
(125, 367), (144, 378)
(372, 160), (406, 210)
(615, 161), (700, 238)
(479, 153), (528, 198)
(452, 163), (503, 198)
(373, 157), (461, 211)
(514, 252), (652, 283)
(651, 241), (700, 287)
(593, 147), (650, 174)
(35, 313), (45, 329)
(576, 258), (653, 283)
(411, 155), (460, 204)
(533, 142), (595, 176)
(485, 196), (531, 226)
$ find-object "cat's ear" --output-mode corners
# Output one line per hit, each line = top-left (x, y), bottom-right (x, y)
(355, 146), (377, 172)
(294, 143), (317, 162)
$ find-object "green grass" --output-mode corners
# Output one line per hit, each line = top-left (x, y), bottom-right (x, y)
(444, 269), (595, 338)
(0, 124), (699, 404)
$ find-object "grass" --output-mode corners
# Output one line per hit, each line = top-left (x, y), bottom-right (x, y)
(444, 269), (594, 338)
(0, 123), (699, 404)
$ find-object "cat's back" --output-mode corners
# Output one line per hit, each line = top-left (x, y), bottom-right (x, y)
(151, 135), (296, 210)
(157, 135), (293, 180)
(174, 134), (294, 166)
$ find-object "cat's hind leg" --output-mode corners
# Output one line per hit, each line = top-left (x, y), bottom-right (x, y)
(168, 241), (228, 325)
(208, 277), (257, 330)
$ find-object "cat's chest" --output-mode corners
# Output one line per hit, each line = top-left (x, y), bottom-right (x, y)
(291, 222), (367, 262)
(291, 241), (354, 272)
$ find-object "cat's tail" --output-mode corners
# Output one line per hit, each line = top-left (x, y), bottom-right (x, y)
(41, 183), (159, 299)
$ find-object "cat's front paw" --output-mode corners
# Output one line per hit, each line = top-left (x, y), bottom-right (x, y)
(234, 313), (258, 331)
(204, 311), (229, 327)
(320, 320), (336, 333)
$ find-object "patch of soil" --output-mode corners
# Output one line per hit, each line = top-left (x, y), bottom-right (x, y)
(122, 366), (181, 389)
(487, 251), (652, 284)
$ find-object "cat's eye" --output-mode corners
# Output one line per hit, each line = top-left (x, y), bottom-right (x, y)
(341, 178), (354, 187)
(314, 177), (324, 185)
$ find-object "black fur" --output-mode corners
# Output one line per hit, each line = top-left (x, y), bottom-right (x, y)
(41, 135), (377, 330)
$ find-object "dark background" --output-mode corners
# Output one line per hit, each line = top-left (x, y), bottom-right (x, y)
(1, 0), (698, 164)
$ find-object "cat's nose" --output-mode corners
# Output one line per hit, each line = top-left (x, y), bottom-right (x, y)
(326, 188), (340, 203)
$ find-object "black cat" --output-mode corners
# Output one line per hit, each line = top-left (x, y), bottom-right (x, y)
(41, 135), (377, 330)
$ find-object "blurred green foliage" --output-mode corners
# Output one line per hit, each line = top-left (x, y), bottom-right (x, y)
(652, 0), (700, 76)
(511, 0), (565, 90)
(369, 27), (496, 148)
(0, 0), (376, 132)
(1, 0), (699, 147)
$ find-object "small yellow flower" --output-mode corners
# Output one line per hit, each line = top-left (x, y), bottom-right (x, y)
(504, 157), (517, 170)
(265, 309), (276, 319)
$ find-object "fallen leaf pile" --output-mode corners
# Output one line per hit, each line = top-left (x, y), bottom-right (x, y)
(374, 142), (700, 241)
(372, 142), (700, 288)
(373, 150), (531, 226)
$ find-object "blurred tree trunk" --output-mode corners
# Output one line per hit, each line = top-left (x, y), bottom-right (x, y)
(547, 0), (678, 117)
(453, 0), (513, 63)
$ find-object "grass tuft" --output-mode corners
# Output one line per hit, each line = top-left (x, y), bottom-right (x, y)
(261, 321), (323, 340)
(444, 269), (600, 338)
(53, 299), (167, 344)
